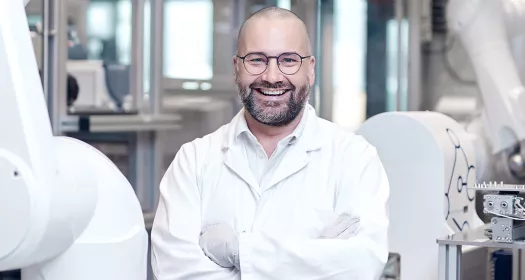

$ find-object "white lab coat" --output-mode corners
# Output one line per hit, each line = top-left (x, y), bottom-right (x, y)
(151, 105), (390, 280)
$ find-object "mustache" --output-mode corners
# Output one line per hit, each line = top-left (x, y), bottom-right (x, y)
(249, 81), (295, 90)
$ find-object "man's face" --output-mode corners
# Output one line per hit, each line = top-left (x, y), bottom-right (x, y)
(234, 17), (316, 127)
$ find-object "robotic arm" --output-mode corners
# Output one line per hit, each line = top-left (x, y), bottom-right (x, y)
(0, 1), (148, 279)
(447, 0), (525, 181)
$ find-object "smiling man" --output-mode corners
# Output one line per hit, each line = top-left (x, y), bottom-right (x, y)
(151, 7), (390, 280)
(235, 8), (312, 131)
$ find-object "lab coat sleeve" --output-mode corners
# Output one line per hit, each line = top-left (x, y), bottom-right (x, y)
(150, 142), (238, 279)
(238, 144), (390, 280)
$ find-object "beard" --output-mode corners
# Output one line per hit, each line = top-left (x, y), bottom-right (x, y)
(235, 74), (311, 127)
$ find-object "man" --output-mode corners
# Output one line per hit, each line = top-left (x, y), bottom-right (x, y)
(151, 6), (390, 280)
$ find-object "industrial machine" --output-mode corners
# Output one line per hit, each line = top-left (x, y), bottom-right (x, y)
(358, 0), (525, 279)
(475, 182), (525, 243)
(0, 0), (149, 279)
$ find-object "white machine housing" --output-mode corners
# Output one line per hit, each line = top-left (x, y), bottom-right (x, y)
(67, 60), (117, 110)
(357, 111), (484, 280)
(357, 0), (525, 279)
(0, 1), (148, 279)
(447, 0), (525, 161)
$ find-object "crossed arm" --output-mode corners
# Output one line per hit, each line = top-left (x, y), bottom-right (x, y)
(150, 142), (390, 280)
(150, 143), (238, 279)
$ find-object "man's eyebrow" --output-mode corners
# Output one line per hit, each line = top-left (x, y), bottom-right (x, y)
(241, 51), (302, 56)
(242, 51), (266, 55)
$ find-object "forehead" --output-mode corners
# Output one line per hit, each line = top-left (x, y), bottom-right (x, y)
(240, 17), (309, 55)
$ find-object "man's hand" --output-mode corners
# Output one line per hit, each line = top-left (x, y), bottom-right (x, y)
(199, 223), (240, 269)
(320, 213), (360, 239)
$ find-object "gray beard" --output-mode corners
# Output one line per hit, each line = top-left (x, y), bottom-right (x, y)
(236, 77), (310, 127)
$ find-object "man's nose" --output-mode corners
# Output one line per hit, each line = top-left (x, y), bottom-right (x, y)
(262, 58), (284, 84)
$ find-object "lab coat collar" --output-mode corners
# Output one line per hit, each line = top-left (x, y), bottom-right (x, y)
(233, 106), (307, 147)
(223, 104), (322, 151)
(221, 104), (322, 195)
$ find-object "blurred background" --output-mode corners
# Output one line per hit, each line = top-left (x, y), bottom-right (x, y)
(4, 0), (485, 279)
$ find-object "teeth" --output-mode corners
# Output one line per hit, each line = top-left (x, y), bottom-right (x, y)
(260, 89), (286, 95)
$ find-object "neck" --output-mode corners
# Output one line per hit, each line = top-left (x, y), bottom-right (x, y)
(244, 109), (304, 143)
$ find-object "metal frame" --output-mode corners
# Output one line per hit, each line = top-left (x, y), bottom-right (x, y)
(319, 0), (333, 121)
(150, 0), (165, 214)
(438, 225), (525, 280)
(438, 242), (462, 280)
(131, 0), (146, 112)
(512, 249), (525, 280)
(42, 0), (69, 136)
(40, 0), (182, 223)
(291, 0), (321, 112)
(407, 0), (422, 111)
(149, 0), (163, 114)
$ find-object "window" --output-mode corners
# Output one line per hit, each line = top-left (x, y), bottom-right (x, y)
(86, 2), (115, 60)
(277, 0), (291, 10)
(332, 0), (367, 129)
(87, 2), (115, 40)
(163, 0), (214, 80)
(116, 0), (132, 65)
(386, 18), (409, 111)
(86, 0), (132, 64)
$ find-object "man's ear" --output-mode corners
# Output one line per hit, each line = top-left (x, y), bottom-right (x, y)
(309, 56), (316, 87)
(233, 55), (239, 76)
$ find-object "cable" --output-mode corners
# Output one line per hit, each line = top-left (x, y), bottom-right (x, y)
(485, 208), (525, 221)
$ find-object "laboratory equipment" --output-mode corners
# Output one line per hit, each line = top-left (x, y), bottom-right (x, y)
(474, 182), (525, 243)
(436, 0), (525, 278)
(357, 111), (484, 280)
(66, 60), (116, 111)
(447, 0), (525, 183)
(0, 0), (148, 279)
(437, 183), (525, 280)
(358, 0), (525, 279)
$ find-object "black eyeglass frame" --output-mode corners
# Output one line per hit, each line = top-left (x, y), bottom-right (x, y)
(236, 52), (312, 75)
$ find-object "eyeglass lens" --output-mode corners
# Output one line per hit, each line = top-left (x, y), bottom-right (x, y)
(243, 53), (303, 75)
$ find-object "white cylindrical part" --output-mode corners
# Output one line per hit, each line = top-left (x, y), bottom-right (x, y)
(0, 150), (32, 260)
(22, 137), (148, 280)
(0, 137), (98, 271)
(0, 0), (95, 270)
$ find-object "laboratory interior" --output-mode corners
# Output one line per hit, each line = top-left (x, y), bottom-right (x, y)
(3, 0), (525, 279)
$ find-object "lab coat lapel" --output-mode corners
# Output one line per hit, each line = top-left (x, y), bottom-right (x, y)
(266, 142), (309, 191)
(266, 106), (322, 191)
(222, 109), (261, 196)
(223, 145), (261, 196)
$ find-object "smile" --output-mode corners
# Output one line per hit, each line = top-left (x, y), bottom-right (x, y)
(255, 88), (291, 96)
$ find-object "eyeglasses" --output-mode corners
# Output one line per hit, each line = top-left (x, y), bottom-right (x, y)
(236, 52), (312, 75)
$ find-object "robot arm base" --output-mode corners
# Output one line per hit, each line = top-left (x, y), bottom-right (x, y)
(22, 228), (148, 280)
(14, 137), (148, 280)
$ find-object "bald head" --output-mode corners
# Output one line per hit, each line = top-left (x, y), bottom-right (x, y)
(237, 7), (312, 54)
